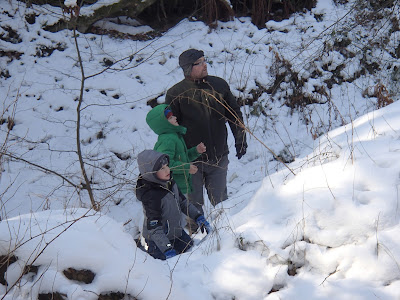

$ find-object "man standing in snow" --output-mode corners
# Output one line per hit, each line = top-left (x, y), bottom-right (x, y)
(165, 49), (247, 230)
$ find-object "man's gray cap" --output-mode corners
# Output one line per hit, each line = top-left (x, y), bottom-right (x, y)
(178, 49), (204, 77)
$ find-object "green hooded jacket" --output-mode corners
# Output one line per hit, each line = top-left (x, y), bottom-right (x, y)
(146, 104), (200, 194)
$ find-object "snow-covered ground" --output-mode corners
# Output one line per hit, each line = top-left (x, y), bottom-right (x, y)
(1, 0), (400, 299)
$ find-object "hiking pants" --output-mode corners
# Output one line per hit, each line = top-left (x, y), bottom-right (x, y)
(188, 155), (229, 214)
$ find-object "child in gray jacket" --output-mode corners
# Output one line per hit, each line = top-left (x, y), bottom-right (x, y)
(135, 149), (211, 260)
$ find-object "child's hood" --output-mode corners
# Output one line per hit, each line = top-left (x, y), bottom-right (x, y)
(137, 149), (169, 184)
(146, 104), (186, 136)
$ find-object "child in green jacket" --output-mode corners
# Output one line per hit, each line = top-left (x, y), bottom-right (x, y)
(146, 104), (206, 195)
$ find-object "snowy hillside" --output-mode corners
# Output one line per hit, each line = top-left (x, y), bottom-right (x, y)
(1, 0), (400, 299)
(1, 99), (400, 299)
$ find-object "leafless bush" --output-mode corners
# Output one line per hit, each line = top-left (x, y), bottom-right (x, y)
(375, 83), (394, 109)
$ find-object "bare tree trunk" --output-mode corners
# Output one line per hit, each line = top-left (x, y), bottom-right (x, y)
(69, 6), (99, 211)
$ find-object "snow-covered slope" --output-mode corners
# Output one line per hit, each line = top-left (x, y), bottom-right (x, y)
(1, 0), (400, 299)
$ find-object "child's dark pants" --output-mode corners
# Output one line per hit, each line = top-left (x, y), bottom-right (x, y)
(146, 230), (193, 260)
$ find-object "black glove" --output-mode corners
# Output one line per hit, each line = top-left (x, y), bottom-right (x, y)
(235, 143), (247, 160)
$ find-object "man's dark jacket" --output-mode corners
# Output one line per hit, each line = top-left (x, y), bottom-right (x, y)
(165, 75), (247, 162)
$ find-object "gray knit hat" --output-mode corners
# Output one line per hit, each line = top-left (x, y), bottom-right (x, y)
(179, 49), (204, 77)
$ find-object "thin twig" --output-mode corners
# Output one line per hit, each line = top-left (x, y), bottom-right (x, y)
(2, 152), (78, 188)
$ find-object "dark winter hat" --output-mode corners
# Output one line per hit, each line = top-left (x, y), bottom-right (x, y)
(164, 109), (173, 119)
(154, 154), (169, 171)
(179, 49), (204, 77)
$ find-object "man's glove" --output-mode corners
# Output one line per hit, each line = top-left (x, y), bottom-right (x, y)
(235, 142), (247, 160)
(196, 216), (212, 234)
(164, 249), (177, 259)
